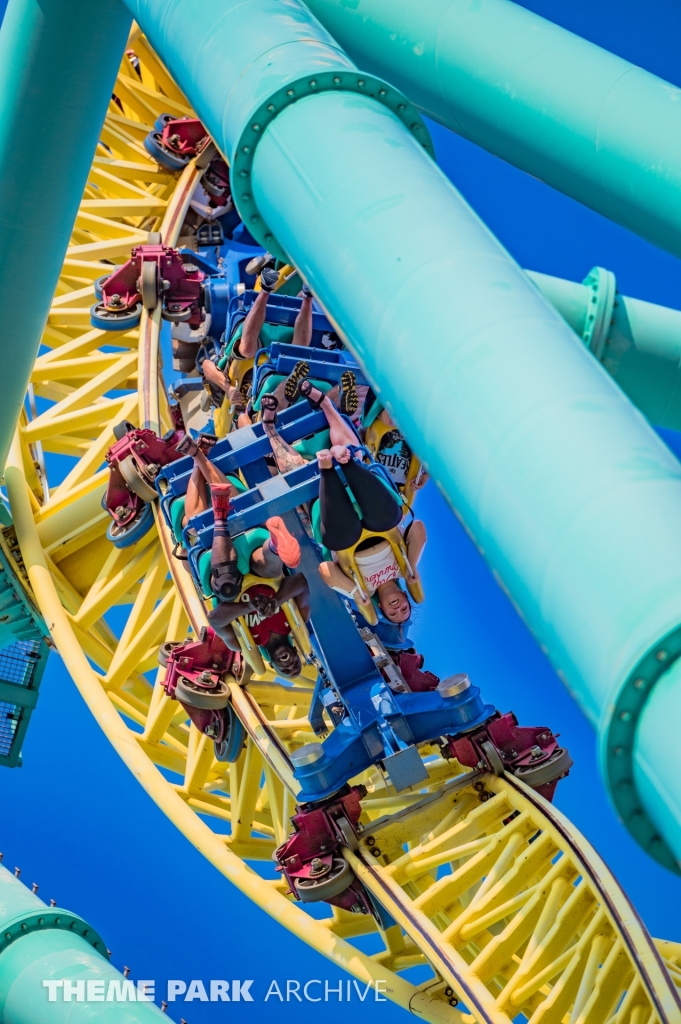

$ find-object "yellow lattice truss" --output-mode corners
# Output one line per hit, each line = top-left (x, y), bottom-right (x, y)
(4, 31), (680, 1024)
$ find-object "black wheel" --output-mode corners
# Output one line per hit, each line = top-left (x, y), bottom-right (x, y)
(119, 455), (158, 502)
(158, 641), (183, 668)
(245, 253), (273, 277)
(202, 173), (226, 198)
(514, 747), (573, 788)
(93, 274), (112, 300)
(154, 113), (175, 133)
(143, 130), (189, 171)
(141, 260), (159, 309)
(336, 815), (359, 852)
(214, 704), (245, 762)
(481, 739), (505, 777)
(113, 420), (135, 442)
(106, 503), (154, 549)
(175, 675), (229, 709)
(295, 858), (354, 903)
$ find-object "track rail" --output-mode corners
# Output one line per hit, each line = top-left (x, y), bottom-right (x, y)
(5, 31), (680, 1024)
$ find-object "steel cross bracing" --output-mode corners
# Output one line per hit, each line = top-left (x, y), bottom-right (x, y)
(3, 32), (681, 1024)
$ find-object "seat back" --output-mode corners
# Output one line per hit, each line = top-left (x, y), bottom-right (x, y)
(364, 416), (423, 503)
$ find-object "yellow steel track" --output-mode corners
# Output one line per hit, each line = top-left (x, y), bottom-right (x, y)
(5, 32), (681, 1024)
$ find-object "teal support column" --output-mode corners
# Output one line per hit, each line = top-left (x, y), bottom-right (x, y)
(528, 269), (681, 432)
(305, 0), (681, 261)
(126, 0), (681, 869)
(0, 865), (164, 1021)
(0, 0), (131, 475)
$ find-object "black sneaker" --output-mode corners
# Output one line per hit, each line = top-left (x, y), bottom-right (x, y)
(260, 268), (279, 293)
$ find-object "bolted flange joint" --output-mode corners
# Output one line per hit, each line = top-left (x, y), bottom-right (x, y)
(0, 908), (109, 959)
(231, 71), (434, 262)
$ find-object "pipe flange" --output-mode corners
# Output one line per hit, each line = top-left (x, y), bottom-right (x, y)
(581, 265), (617, 360)
(0, 908), (109, 959)
(601, 624), (681, 875)
(231, 71), (434, 261)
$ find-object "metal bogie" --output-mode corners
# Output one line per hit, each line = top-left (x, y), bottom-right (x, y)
(276, 786), (372, 914)
(447, 711), (572, 801)
(104, 425), (186, 542)
(90, 242), (206, 330)
(201, 155), (231, 206)
(147, 115), (208, 164)
(159, 628), (242, 748)
(160, 627), (237, 704)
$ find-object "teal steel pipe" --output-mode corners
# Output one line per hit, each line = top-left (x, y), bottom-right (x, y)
(634, 661), (681, 863)
(304, 0), (681, 261)
(126, 0), (681, 869)
(0, 0), (131, 475)
(252, 95), (681, 872)
(120, 0), (432, 262)
(528, 270), (681, 432)
(0, 865), (163, 1021)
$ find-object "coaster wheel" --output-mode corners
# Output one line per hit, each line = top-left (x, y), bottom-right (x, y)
(144, 130), (190, 171)
(213, 702), (245, 763)
(140, 260), (159, 310)
(90, 301), (142, 331)
(175, 675), (229, 709)
(106, 502), (155, 548)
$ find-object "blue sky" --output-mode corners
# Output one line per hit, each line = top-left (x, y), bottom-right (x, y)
(3, 0), (681, 1021)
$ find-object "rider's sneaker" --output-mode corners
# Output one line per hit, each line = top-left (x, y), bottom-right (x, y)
(260, 268), (279, 293)
(211, 482), (232, 521)
(266, 516), (301, 568)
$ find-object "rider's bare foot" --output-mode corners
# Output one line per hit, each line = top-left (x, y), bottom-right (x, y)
(316, 449), (333, 470)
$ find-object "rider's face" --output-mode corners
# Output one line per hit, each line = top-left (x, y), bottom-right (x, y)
(379, 584), (411, 623)
(272, 642), (301, 677)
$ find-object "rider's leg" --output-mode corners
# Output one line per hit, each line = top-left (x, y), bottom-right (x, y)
(250, 516), (301, 576)
(341, 456), (403, 534)
(183, 464), (208, 524)
(405, 519), (427, 568)
(238, 266), (278, 358)
(300, 380), (358, 447)
(317, 449), (364, 551)
(292, 290), (313, 348)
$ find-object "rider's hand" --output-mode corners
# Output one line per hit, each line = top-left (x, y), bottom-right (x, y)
(252, 593), (278, 618)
